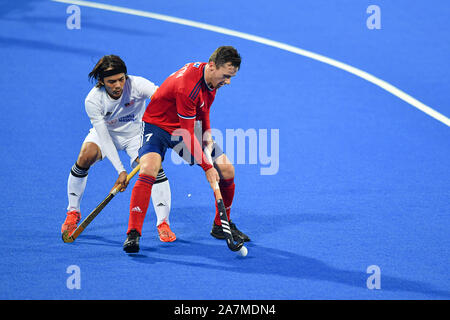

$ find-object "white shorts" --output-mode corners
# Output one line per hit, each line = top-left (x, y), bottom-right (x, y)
(83, 127), (140, 168)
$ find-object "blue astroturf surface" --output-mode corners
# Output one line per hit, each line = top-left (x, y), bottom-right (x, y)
(0, 0), (449, 300)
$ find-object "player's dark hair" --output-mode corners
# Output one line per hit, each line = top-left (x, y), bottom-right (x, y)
(209, 46), (241, 70)
(88, 55), (128, 88)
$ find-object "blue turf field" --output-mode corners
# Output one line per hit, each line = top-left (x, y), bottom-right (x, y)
(0, 0), (449, 300)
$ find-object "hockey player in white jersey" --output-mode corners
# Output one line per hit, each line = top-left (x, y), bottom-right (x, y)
(61, 55), (176, 242)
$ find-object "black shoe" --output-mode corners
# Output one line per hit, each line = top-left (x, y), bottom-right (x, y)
(210, 221), (251, 242)
(123, 229), (140, 253)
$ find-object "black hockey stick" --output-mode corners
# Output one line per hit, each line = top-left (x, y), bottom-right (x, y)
(213, 181), (245, 252)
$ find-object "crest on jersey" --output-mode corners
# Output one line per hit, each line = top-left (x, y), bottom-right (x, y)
(125, 100), (135, 107)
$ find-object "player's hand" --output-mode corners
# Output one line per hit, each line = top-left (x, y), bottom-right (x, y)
(112, 171), (128, 193)
(205, 167), (220, 190)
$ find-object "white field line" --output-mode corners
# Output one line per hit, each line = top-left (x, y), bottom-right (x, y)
(53, 0), (450, 127)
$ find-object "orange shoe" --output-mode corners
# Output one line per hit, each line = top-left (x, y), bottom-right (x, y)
(61, 210), (81, 234)
(157, 221), (176, 242)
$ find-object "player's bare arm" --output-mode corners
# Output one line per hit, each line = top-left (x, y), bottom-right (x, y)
(111, 170), (128, 193)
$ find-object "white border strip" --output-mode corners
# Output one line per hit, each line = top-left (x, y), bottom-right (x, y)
(53, 0), (449, 127)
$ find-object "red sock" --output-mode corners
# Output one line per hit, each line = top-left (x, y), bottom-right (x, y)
(127, 174), (155, 235)
(214, 178), (235, 225)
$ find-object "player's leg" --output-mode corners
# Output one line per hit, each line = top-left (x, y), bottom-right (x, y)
(210, 151), (250, 242)
(126, 137), (175, 242)
(124, 152), (161, 253)
(62, 140), (102, 234)
(152, 168), (176, 242)
(152, 168), (171, 226)
(175, 135), (250, 242)
(124, 123), (170, 253)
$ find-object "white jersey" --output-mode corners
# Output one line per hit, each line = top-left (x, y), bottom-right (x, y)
(85, 75), (158, 173)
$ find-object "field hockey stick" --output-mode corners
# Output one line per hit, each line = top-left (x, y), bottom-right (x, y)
(62, 164), (141, 243)
(212, 181), (245, 252)
(204, 147), (244, 252)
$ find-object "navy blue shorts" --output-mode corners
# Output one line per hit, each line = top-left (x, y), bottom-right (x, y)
(139, 122), (224, 165)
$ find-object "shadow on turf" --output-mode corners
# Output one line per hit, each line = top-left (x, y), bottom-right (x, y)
(0, 36), (105, 57)
(129, 239), (450, 299)
(68, 208), (450, 299)
(1, 15), (162, 37)
(0, 0), (44, 18)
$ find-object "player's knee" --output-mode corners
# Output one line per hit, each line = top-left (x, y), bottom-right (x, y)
(139, 155), (161, 177)
(76, 157), (91, 169)
(140, 163), (160, 177)
(218, 163), (235, 180)
(77, 142), (101, 168)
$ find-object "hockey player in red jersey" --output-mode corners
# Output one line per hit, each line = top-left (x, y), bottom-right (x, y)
(123, 46), (250, 253)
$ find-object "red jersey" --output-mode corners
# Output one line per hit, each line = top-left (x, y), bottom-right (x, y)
(143, 62), (216, 171)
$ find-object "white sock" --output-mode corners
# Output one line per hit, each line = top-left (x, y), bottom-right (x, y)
(67, 163), (88, 212)
(151, 170), (171, 226)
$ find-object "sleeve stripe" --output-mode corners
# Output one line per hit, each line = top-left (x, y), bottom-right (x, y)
(191, 85), (201, 101)
(177, 113), (196, 120)
(189, 79), (203, 100)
